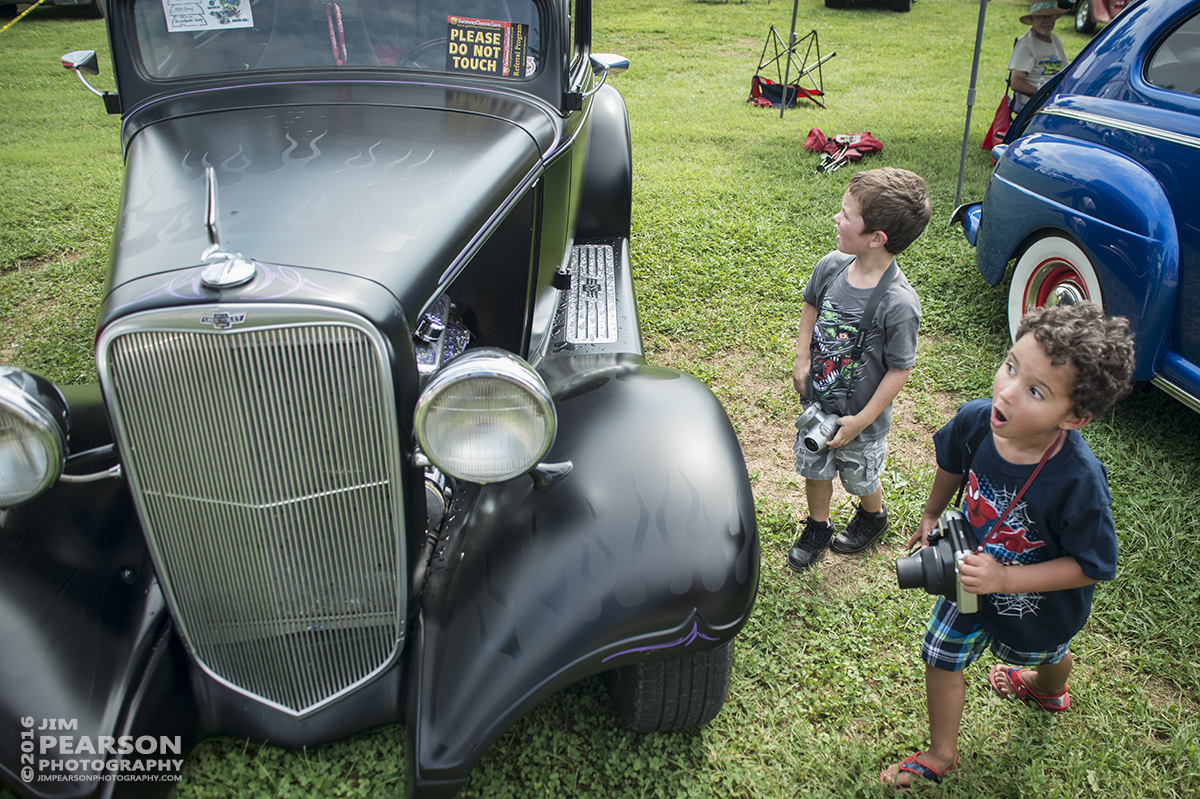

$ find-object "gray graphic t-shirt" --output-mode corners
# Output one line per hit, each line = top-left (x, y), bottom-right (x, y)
(801, 251), (921, 441)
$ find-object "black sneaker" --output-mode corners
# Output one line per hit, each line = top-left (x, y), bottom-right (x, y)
(787, 517), (835, 571)
(831, 503), (889, 554)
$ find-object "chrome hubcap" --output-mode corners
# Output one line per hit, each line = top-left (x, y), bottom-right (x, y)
(1025, 260), (1090, 313)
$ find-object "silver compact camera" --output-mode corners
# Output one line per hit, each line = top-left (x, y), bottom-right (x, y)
(795, 402), (840, 454)
(895, 510), (980, 613)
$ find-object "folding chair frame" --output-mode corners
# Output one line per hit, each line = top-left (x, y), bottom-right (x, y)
(752, 26), (835, 116)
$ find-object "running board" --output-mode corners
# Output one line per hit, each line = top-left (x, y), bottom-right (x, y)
(565, 244), (618, 344)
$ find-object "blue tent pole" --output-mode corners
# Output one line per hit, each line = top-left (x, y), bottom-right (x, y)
(955, 0), (989, 206)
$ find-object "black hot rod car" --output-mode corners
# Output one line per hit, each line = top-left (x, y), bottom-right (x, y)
(0, 0), (759, 796)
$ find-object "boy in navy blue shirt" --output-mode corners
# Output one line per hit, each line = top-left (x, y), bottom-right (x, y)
(881, 302), (1135, 788)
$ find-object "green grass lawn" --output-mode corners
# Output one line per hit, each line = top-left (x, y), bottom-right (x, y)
(2, 1), (1198, 797)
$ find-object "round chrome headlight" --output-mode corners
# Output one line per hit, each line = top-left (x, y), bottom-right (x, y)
(0, 367), (68, 506)
(415, 349), (556, 484)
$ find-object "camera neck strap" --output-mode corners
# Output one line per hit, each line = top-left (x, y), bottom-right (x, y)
(973, 429), (1064, 553)
(954, 425), (991, 507)
(851, 259), (897, 362)
(807, 258), (898, 406)
(811, 258), (898, 363)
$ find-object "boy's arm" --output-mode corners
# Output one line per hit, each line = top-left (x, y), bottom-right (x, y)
(959, 553), (1099, 596)
(826, 365), (911, 449)
(909, 466), (963, 548)
(792, 302), (818, 396)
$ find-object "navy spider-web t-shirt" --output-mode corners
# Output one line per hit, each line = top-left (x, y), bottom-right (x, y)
(934, 398), (1118, 651)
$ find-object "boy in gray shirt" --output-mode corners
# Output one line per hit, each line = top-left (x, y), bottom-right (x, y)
(788, 168), (930, 571)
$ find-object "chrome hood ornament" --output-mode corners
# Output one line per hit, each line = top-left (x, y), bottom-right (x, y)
(199, 167), (257, 290)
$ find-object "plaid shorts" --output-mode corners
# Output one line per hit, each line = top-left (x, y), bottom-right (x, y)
(921, 596), (1071, 672)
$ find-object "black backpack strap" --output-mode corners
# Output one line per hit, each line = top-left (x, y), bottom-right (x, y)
(850, 259), (897, 362)
(954, 423), (991, 507)
(811, 258), (898, 364)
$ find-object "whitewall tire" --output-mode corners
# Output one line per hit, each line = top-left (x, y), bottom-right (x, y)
(1008, 235), (1103, 340)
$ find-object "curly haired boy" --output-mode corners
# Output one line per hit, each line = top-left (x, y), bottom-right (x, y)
(881, 302), (1135, 787)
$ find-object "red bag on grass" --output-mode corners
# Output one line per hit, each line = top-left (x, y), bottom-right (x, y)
(805, 128), (828, 152)
(806, 129), (884, 172)
(806, 129), (884, 159)
(981, 94), (1013, 150)
(806, 127), (883, 155)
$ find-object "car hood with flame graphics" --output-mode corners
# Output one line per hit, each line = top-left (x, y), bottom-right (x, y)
(104, 95), (546, 325)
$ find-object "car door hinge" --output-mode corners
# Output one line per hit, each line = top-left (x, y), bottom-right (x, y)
(563, 91), (583, 112)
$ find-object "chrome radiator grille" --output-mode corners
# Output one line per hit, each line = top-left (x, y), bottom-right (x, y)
(98, 306), (406, 716)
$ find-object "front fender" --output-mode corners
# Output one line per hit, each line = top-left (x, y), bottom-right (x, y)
(406, 356), (758, 795)
(0, 384), (181, 798)
(577, 84), (632, 240)
(975, 133), (1178, 373)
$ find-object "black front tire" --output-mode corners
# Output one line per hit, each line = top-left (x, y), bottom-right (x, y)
(890, 0), (913, 11)
(1074, 0), (1095, 34)
(605, 639), (734, 733)
(825, 0), (846, 8)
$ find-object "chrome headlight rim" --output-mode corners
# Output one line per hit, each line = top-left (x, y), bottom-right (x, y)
(0, 366), (68, 506)
(414, 348), (556, 484)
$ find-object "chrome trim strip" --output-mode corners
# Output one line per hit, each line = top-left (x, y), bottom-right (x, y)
(1151, 374), (1200, 414)
(1039, 107), (1200, 151)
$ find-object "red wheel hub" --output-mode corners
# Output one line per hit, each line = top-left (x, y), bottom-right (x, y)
(1028, 263), (1090, 310)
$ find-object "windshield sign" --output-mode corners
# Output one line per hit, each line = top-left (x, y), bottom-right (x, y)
(135, 0), (542, 78)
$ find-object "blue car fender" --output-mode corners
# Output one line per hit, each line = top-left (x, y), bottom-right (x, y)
(975, 133), (1179, 375)
(406, 355), (759, 795)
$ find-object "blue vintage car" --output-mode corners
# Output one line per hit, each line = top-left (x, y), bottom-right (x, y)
(956, 0), (1200, 413)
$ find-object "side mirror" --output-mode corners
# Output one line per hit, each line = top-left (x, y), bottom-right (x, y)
(581, 53), (628, 101)
(589, 53), (629, 78)
(61, 50), (100, 76)
(59, 50), (120, 114)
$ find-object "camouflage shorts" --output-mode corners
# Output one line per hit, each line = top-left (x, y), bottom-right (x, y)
(793, 428), (887, 496)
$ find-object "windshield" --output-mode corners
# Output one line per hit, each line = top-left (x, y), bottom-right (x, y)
(133, 0), (543, 79)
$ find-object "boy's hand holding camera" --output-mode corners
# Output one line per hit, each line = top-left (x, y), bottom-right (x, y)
(793, 349), (907, 451)
(904, 457), (1099, 602)
(956, 551), (1014, 596)
(907, 511), (1099, 600)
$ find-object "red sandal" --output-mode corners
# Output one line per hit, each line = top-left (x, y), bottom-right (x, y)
(988, 664), (1070, 712)
(880, 751), (959, 788)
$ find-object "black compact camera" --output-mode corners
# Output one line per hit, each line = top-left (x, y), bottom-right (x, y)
(795, 402), (839, 454)
(895, 510), (980, 613)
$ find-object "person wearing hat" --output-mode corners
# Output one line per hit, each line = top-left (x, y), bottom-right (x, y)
(1008, 1), (1069, 114)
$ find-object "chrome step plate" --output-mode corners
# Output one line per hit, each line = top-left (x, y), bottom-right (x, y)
(565, 244), (618, 344)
